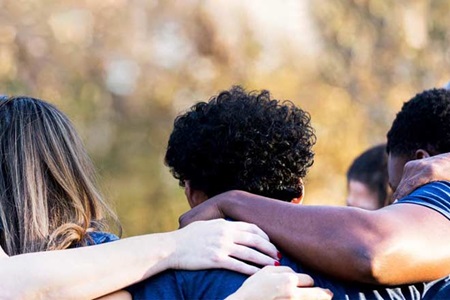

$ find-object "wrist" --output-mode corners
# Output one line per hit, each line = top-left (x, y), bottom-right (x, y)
(139, 232), (177, 272)
(162, 230), (185, 270)
(213, 190), (243, 216)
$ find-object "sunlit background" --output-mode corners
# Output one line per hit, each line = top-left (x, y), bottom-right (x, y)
(1, 0), (449, 236)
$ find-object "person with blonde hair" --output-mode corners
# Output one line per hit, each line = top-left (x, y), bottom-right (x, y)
(0, 96), (326, 300)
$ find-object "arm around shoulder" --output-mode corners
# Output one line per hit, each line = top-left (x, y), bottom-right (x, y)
(185, 190), (450, 285)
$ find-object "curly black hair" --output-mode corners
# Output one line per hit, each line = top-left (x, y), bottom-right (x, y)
(165, 86), (316, 201)
(387, 88), (450, 157)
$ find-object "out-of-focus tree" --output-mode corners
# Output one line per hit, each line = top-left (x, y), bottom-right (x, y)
(0, 0), (448, 235)
(304, 0), (450, 204)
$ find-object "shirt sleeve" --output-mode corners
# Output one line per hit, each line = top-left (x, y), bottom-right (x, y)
(394, 181), (450, 220)
(87, 232), (119, 245)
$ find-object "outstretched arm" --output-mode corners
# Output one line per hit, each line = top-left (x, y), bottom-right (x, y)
(0, 219), (278, 299)
(180, 191), (450, 285)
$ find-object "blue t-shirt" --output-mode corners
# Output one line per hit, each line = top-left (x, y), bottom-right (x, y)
(86, 231), (119, 245)
(394, 181), (450, 300)
(129, 181), (450, 300)
(394, 181), (450, 220)
(128, 256), (424, 300)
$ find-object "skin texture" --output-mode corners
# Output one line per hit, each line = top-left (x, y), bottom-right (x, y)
(158, 185), (332, 300)
(179, 88), (450, 285)
(225, 266), (333, 300)
(346, 180), (381, 210)
(179, 189), (450, 285)
(179, 89), (450, 285)
(0, 220), (279, 299)
(393, 152), (450, 200)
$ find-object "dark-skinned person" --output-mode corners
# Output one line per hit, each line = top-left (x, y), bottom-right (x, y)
(128, 87), (432, 300)
(180, 88), (450, 297)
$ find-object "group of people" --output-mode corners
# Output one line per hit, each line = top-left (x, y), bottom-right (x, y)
(0, 86), (450, 299)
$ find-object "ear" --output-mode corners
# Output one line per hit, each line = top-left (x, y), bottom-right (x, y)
(291, 194), (303, 204)
(184, 181), (209, 208)
(415, 149), (431, 159)
(291, 178), (304, 205)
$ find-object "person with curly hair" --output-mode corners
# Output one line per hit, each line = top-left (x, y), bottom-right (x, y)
(165, 86), (315, 205)
(179, 88), (450, 298)
(346, 144), (392, 210)
(128, 87), (428, 299)
(127, 86), (333, 299)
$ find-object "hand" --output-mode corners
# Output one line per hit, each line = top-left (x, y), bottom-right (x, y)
(170, 219), (279, 275)
(178, 195), (225, 228)
(393, 153), (450, 200)
(226, 266), (333, 300)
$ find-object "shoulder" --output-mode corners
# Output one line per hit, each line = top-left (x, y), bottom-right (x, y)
(394, 181), (450, 220)
(87, 231), (120, 245)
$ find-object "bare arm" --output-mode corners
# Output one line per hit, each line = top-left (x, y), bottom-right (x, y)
(0, 220), (278, 299)
(180, 191), (450, 285)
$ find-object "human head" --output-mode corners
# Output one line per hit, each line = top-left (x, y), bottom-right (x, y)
(346, 144), (391, 210)
(0, 96), (116, 255)
(386, 88), (450, 191)
(165, 86), (316, 207)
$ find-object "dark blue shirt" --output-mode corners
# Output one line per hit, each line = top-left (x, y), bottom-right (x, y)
(129, 181), (450, 300)
(87, 231), (119, 245)
(128, 256), (424, 300)
(394, 181), (450, 300)
(394, 181), (450, 220)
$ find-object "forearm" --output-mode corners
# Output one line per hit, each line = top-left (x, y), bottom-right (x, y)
(0, 233), (177, 300)
(214, 191), (450, 285)
(215, 191), (380, 283)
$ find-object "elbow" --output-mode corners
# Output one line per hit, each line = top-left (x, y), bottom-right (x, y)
(350, 238), (396, 285)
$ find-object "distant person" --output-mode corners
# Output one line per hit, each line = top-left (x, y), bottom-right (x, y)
(346, 144), (392, 210)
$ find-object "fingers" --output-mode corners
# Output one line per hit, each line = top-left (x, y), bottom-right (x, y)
(179, 197), (225, 228)
(233, 221), (270, 241)
(296, 273), (315, 287)
(178, 220), (280, 273)
(179, 206), (209, 228)
(259, 266), (314, 287)
(219, 256), (262, 275)
(229, 265), (330, 300)
(393, 153), (450, 200)
(231, 229), (278, 260)
(394, 161), (433, 200)
(393, 177), (420, 200)
(206, 219), (278, 260)
(229, 244), (278, 267)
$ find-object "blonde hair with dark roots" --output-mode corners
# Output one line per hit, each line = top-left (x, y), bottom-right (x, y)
(0, 96), (118, 255)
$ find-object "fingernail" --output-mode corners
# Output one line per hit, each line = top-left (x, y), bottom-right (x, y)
(325, 289), (333, 297)
(274, 261), (280, 266)
(277, 252), (282, 260)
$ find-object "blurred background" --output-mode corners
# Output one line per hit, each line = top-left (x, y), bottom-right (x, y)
(0, 0), (449, 236)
